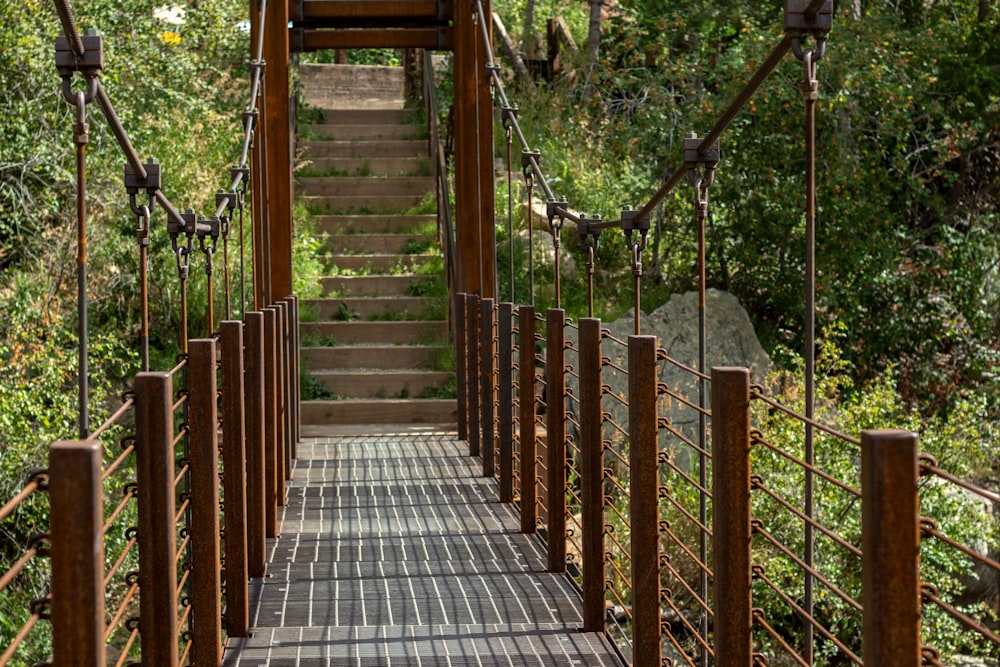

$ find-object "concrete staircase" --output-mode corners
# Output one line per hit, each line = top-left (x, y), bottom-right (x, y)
(297, 64), (456, 426)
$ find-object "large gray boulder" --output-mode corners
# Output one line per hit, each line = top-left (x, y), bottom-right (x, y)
(564, 289), (769, 465)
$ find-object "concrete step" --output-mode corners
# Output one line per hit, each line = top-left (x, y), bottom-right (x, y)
(298, 176), (433, 197)
(316, 108), (416, 125)
(301, 398), (457, 425)
(302, 157), (427, 177)
(320, 274), (430, 297)
(299, 64), (404, 110)
(301, 194), (426, 214)
(305, 296), (436, 320)
(323, 253), (436, 273)
(302, 124), (421, 141)
(311, 369), (453, 398)
(315, 214), (435, 235)
(324, 233), (426, 254)
(303, 345), (441, 370)
(298, 140), (426, 159)
(301, 321), (449, 345)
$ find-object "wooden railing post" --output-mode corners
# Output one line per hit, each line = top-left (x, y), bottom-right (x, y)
(134, 371), (178, 667)
(497, 302), (514, 502)
(221, 321), (249, 636)
(243, 311), (268, 570)
(481, 297), (496, 478)
(628, 335), (661, 667)
(262, 307), (280, 533)
(862, 429), (921, 667)
(467, 293), (481, 457)
(546, 308), (566, 573)
(518, 305), (537, 533)
(711, 367), (752, 667)
(49, 439), (105, 667)
(579, 317), (604, 632)
(456, 293), (469, 440)
(189, 338), (222, 666)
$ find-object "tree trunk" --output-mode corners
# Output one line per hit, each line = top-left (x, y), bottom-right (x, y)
(522, 0), (536, 52)
(979, 0), (990, 22)
(586, 0), (602, 67)
(850, 0), (862, 20)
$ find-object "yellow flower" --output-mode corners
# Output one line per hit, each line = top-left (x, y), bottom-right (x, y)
(159, 31), (181, 46)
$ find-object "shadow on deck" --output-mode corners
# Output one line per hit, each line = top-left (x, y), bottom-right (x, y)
(223, 426), (620, 666)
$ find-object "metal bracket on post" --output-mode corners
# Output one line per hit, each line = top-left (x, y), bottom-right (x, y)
(784, 0), (832, 60)
(621, 206), (650, 334)
(521, 150), (540, 184)
(578, 214), (602, 317)
(55, 31), (103, 104)
(197, 216), (221, 274)
(170, 210), (198, 281)
(125, 160), (161, 223)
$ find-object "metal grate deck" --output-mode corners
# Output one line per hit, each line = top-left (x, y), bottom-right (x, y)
(223, 430), (621, 666)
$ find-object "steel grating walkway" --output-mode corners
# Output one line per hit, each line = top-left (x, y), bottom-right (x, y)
(223, 427), (621, 666)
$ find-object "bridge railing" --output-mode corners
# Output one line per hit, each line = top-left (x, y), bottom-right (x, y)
(459, 295), (1000, 666)
(0, 301), (300, 667)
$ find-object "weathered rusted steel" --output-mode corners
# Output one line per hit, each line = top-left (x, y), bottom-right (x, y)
(545, 308), (566, 573)
(220, 321), (249, 636)
(467, 293), (481, 457)
(711, 367), (753, 667)
(134, 371), (178, 666)
(518, 305), (537, 533)
(262, 307), (279, 535)
(189, 338), (222, 666)
(49, 439), (105, 667)
(243, 312), (267, 572)
(628, 335), (661, 667)
(498, 302), (514, 502)
(453, 0), (495, 297)
(262, 0), (292, 301)
(862, 429), (921, 667)
(291, 0), (453, 20)
(274, 302), (291, 486)
(293, 27), (454, 51)
(456, 293), (468, 440)
(288, 296), (301, 451)
(579, 317), (604, 632)
(481, 298), (496, 478)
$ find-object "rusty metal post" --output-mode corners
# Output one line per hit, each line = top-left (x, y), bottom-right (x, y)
(481, 297), (496, 478)
(134, 371), (178, 667)
(49, 440), (105, 667)
(243, 312), (267, 572)
(546, 308), (566, 572)
(498, 302), (514, 501)
(262, 307), (280, 534)
(711, 367), (752, 667)
(467, 293), (482, 457)
(262, 0), (293, 300)
(286, 295), (300, 453)
(862, 429), (921, 667)
(189, 338), (222, 666)
(629, 335), (661, 667)
(456, 293), (469, 440)
(274, 302), (290, 483)
(220, 321), (249, 636)
(579, 317), (605, 632)
(519, 305), (537, 533)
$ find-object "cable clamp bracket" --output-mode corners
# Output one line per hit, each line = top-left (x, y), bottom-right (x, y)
(546, 199), (567, 234)
(621, 206), (650, 277)
(784, 0), (832, 61)
(55, 31), (103, 104)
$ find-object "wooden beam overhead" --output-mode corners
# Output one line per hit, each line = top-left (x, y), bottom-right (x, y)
(291, 27), (453, 51)
(291, 0), (453, 22)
